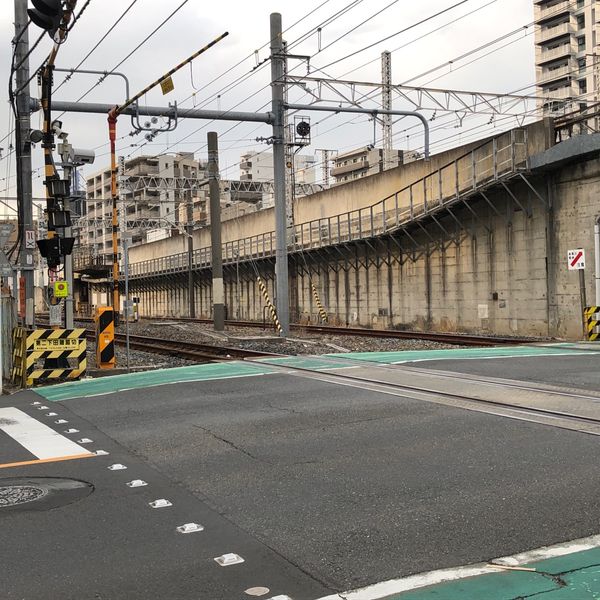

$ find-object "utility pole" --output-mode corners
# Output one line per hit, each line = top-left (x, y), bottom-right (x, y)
(270, 12), (289, 337)
(14, 0), (35, 326)
(186, 192), (195, 318)
(381, 50), (393, 171)
(207, 132), (224, 331)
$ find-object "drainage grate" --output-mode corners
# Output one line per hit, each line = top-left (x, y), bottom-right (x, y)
(0, 485), (48, 507)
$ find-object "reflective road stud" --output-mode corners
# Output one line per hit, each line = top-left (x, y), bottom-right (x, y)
(214, 553), (245, 566)
(176, 523), (204, 534)
(126, 480), (147, 488)
(149, 499), (172, 508)
(95, 450), (109, 456)
(108, 463), (127, 470)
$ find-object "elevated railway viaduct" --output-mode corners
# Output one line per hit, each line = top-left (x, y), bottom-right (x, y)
(79, 119), (600, 340)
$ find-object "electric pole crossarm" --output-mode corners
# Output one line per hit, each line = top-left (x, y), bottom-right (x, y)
(285, 103), (431, 159)
(39, 101), (273, 124)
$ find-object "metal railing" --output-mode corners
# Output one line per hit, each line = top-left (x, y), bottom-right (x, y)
(126, 129), (528, 279)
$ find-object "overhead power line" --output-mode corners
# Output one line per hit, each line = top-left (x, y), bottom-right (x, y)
(54, 0), (141, 95)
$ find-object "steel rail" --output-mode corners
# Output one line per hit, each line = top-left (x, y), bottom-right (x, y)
(255, 358), (600, 431)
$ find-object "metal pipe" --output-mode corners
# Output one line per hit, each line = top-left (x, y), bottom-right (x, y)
(41, 100), (273, 124)
(284, 103), (430, 159)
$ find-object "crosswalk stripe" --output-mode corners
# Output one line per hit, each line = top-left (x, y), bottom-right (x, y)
(0, 407), (92, 460)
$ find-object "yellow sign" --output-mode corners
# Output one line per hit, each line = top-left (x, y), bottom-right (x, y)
(34, 338), (81, 351)
(160, 76), (174, 95)
(54, 281), (68, 298)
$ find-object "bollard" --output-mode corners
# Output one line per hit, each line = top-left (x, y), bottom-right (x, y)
(95, 306), (115, 369)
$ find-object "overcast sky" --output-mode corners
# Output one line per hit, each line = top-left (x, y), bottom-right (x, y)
(1, 0), (534, 209)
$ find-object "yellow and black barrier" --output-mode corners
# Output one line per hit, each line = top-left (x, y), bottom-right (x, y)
(311, 283), (328, 323)
(257, 276), (283, 334)
(11, 327), (87, 388)
(95, 306), (115, 369)
(584, 306), (600, 341)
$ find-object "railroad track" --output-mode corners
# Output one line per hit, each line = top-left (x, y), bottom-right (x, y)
(37, 314), (539, 349)
(254, 356), (600, 435)
(35, 319), (279, 362)
(111, 332), (280, 361)
(120, 316), (536, 347)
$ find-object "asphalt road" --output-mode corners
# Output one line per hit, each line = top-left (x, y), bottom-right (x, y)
(412, 353), (600, 391)
(2, 362), (600, 599)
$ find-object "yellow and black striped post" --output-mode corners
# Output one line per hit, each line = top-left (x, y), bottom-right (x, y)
(584, 306), (600, 341)
(311, 283), (328, 323)
(11, 327), (86, 387)
(95, 307), (115, 369)
(257, 277), (283, 334)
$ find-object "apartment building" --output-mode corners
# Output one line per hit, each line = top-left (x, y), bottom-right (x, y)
(534, 0), (599, 113)
(239, 151), (316, 184)
(83, 153), (207, 260)
(331, 147), (404, 185)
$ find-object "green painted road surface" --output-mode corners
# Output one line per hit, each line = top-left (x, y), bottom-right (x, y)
(35, 362), (276, 402)
(387, 546), (600, 599)
(255, 355), (353, 370)
(329, 344), (600, 365)
(33, 343), (600, 402)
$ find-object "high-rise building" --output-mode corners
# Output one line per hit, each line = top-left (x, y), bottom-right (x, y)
(534, 0), (599, 114)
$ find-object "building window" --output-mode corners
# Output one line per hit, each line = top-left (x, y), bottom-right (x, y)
(577, 36), (586, 51)
(578, 57), (586, 73)
(577, 0), (584, 7)
(577, 14), (585, 30)
(579, 79), (587, 94)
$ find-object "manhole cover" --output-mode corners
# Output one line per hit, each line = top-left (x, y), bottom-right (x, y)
(0, 477), (93, 512)
(0, 485), (48, 507)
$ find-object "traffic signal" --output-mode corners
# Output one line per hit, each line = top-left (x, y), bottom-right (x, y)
(37, 236), (74, 268)
(28, 0), (63, 38)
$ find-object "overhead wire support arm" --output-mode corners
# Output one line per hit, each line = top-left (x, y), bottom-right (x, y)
(284, 103), (431, 159)
(105, 31), (229, 320)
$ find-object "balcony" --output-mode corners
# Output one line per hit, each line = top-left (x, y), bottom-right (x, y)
(535, 1), (571, 23)
(539, 64), (572, 84)
(537, 44), (573, 64)
(331, 160), (371, 177)
(240, 161), (252, 169)
(538, 22), (573, 44)
(543, 85), (574, 100)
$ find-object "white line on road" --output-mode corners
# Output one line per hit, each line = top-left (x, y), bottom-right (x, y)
(0, 407), (92, 460)
(315, 533), (600, 600)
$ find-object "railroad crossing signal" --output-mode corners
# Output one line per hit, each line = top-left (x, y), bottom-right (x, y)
(53, 280), (68, 298)
(568, 248), (585, 270)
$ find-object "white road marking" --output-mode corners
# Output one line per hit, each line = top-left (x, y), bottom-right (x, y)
(315, 533), (600, 600)
(0, 407), (92, 460)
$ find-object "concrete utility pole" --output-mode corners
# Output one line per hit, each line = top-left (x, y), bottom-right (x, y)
(381, 51), (393, 171)
(14, 0), (35, 326)
(207, 132), (224, 331)
(185, 192), (195, 318)
(270, 12), (290, 337)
